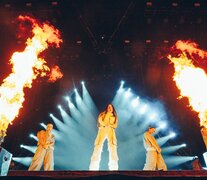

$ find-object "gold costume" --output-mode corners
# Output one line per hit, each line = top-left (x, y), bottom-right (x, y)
(28, 127), (55, 171)
(89, 111), (118, 170)
(143, 131), (167, 170)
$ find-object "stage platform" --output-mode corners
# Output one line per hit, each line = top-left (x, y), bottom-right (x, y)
(4, 170), (207, 180)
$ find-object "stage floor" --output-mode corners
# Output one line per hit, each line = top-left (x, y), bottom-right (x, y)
(6, 170), (207, 179)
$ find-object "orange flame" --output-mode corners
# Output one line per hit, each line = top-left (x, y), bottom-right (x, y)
(0, 15), (63, 137)
(175, 40), (207, 58)
(168, 40), (207, 127)
(48, 65), (63, 83)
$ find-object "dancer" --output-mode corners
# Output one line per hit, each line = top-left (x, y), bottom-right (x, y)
(143, 126), (167, 170)
(28, 123), (55, 171)
(89, 104), (118, 170)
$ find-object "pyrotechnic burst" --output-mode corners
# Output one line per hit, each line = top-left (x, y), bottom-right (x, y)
(0, 15), (63, 141)
(168, 40), (207, 127)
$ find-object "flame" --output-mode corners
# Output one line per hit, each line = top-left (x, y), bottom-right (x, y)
(48, 65), (63, 82)
(175, 40), (207, 58)
(0, 15), (63, 137)
(168, 40), (207, 127)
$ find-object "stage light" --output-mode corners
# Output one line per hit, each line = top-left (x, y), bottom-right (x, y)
(131, 97), (140, 107)
(26, 2), (32, 7)
(76, 95), (81, 102)
(74, 88), (78, 93)
(192, 156), (198, 161)
(125, 88), (131, 98)
(159, 122), (167, 129)
(57, 105), (61, 109)
(140, 104), (148, 114)
(65, 96), (70, 101)
(66, 97), (75, 109)
(51, 1), (58, 6)
(29, 134), (38, 141)
(169, 132), (176, 138)
(13, 157), (32, 166)
(76, 40), (82, 44)
(40, 123), (46, 129)
(162, 144), (187, 154)
(146, 1), (152, 7)
(172, 2), (178, 7)
(20, 144), (24, 148)
(124, 40), (130, 44)
(65, 96), (75, 109)
(49, 113), (53, 117)
(165, 156), (197, 168)
(149, 113), (157, 120)
(20, 145), (36, 154)
(81, 81), (85, 85)
(118, 80), (125, 91)
(194, 2), (200, 7)
(181, 143), (187, 147)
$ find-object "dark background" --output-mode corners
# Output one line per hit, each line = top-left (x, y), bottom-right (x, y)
(0, 0), (206, 169)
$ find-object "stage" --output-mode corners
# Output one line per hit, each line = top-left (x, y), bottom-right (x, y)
(5, 170), (207, 179)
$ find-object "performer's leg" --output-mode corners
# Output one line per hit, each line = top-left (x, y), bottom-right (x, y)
(28, 146), (46, 171)
(108, 143), (118, 170)
(157, 153), (167, 171)
(108, 129), (118, 170)
(143, 151), (157, 170)
(44, 149), (54, 170)
(89, 128), (105, 170)
(89, 144), (104, 170)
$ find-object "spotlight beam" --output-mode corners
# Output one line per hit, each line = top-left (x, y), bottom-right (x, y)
(157, 135), (172, 146)
(75, 93), (96, 123)
(13, 157), (32, 167)
(29, 134), (38, 141)
(40, 123), (46, 129)
(50, 114), (67, 132)
(59, 108), (75, 126)
(21, 145), (36, 153)
(82, 84), (98, 115)
(162, 144), (186, 154)
(22, 80), (182, 170)
(164, 156), (196, 168)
